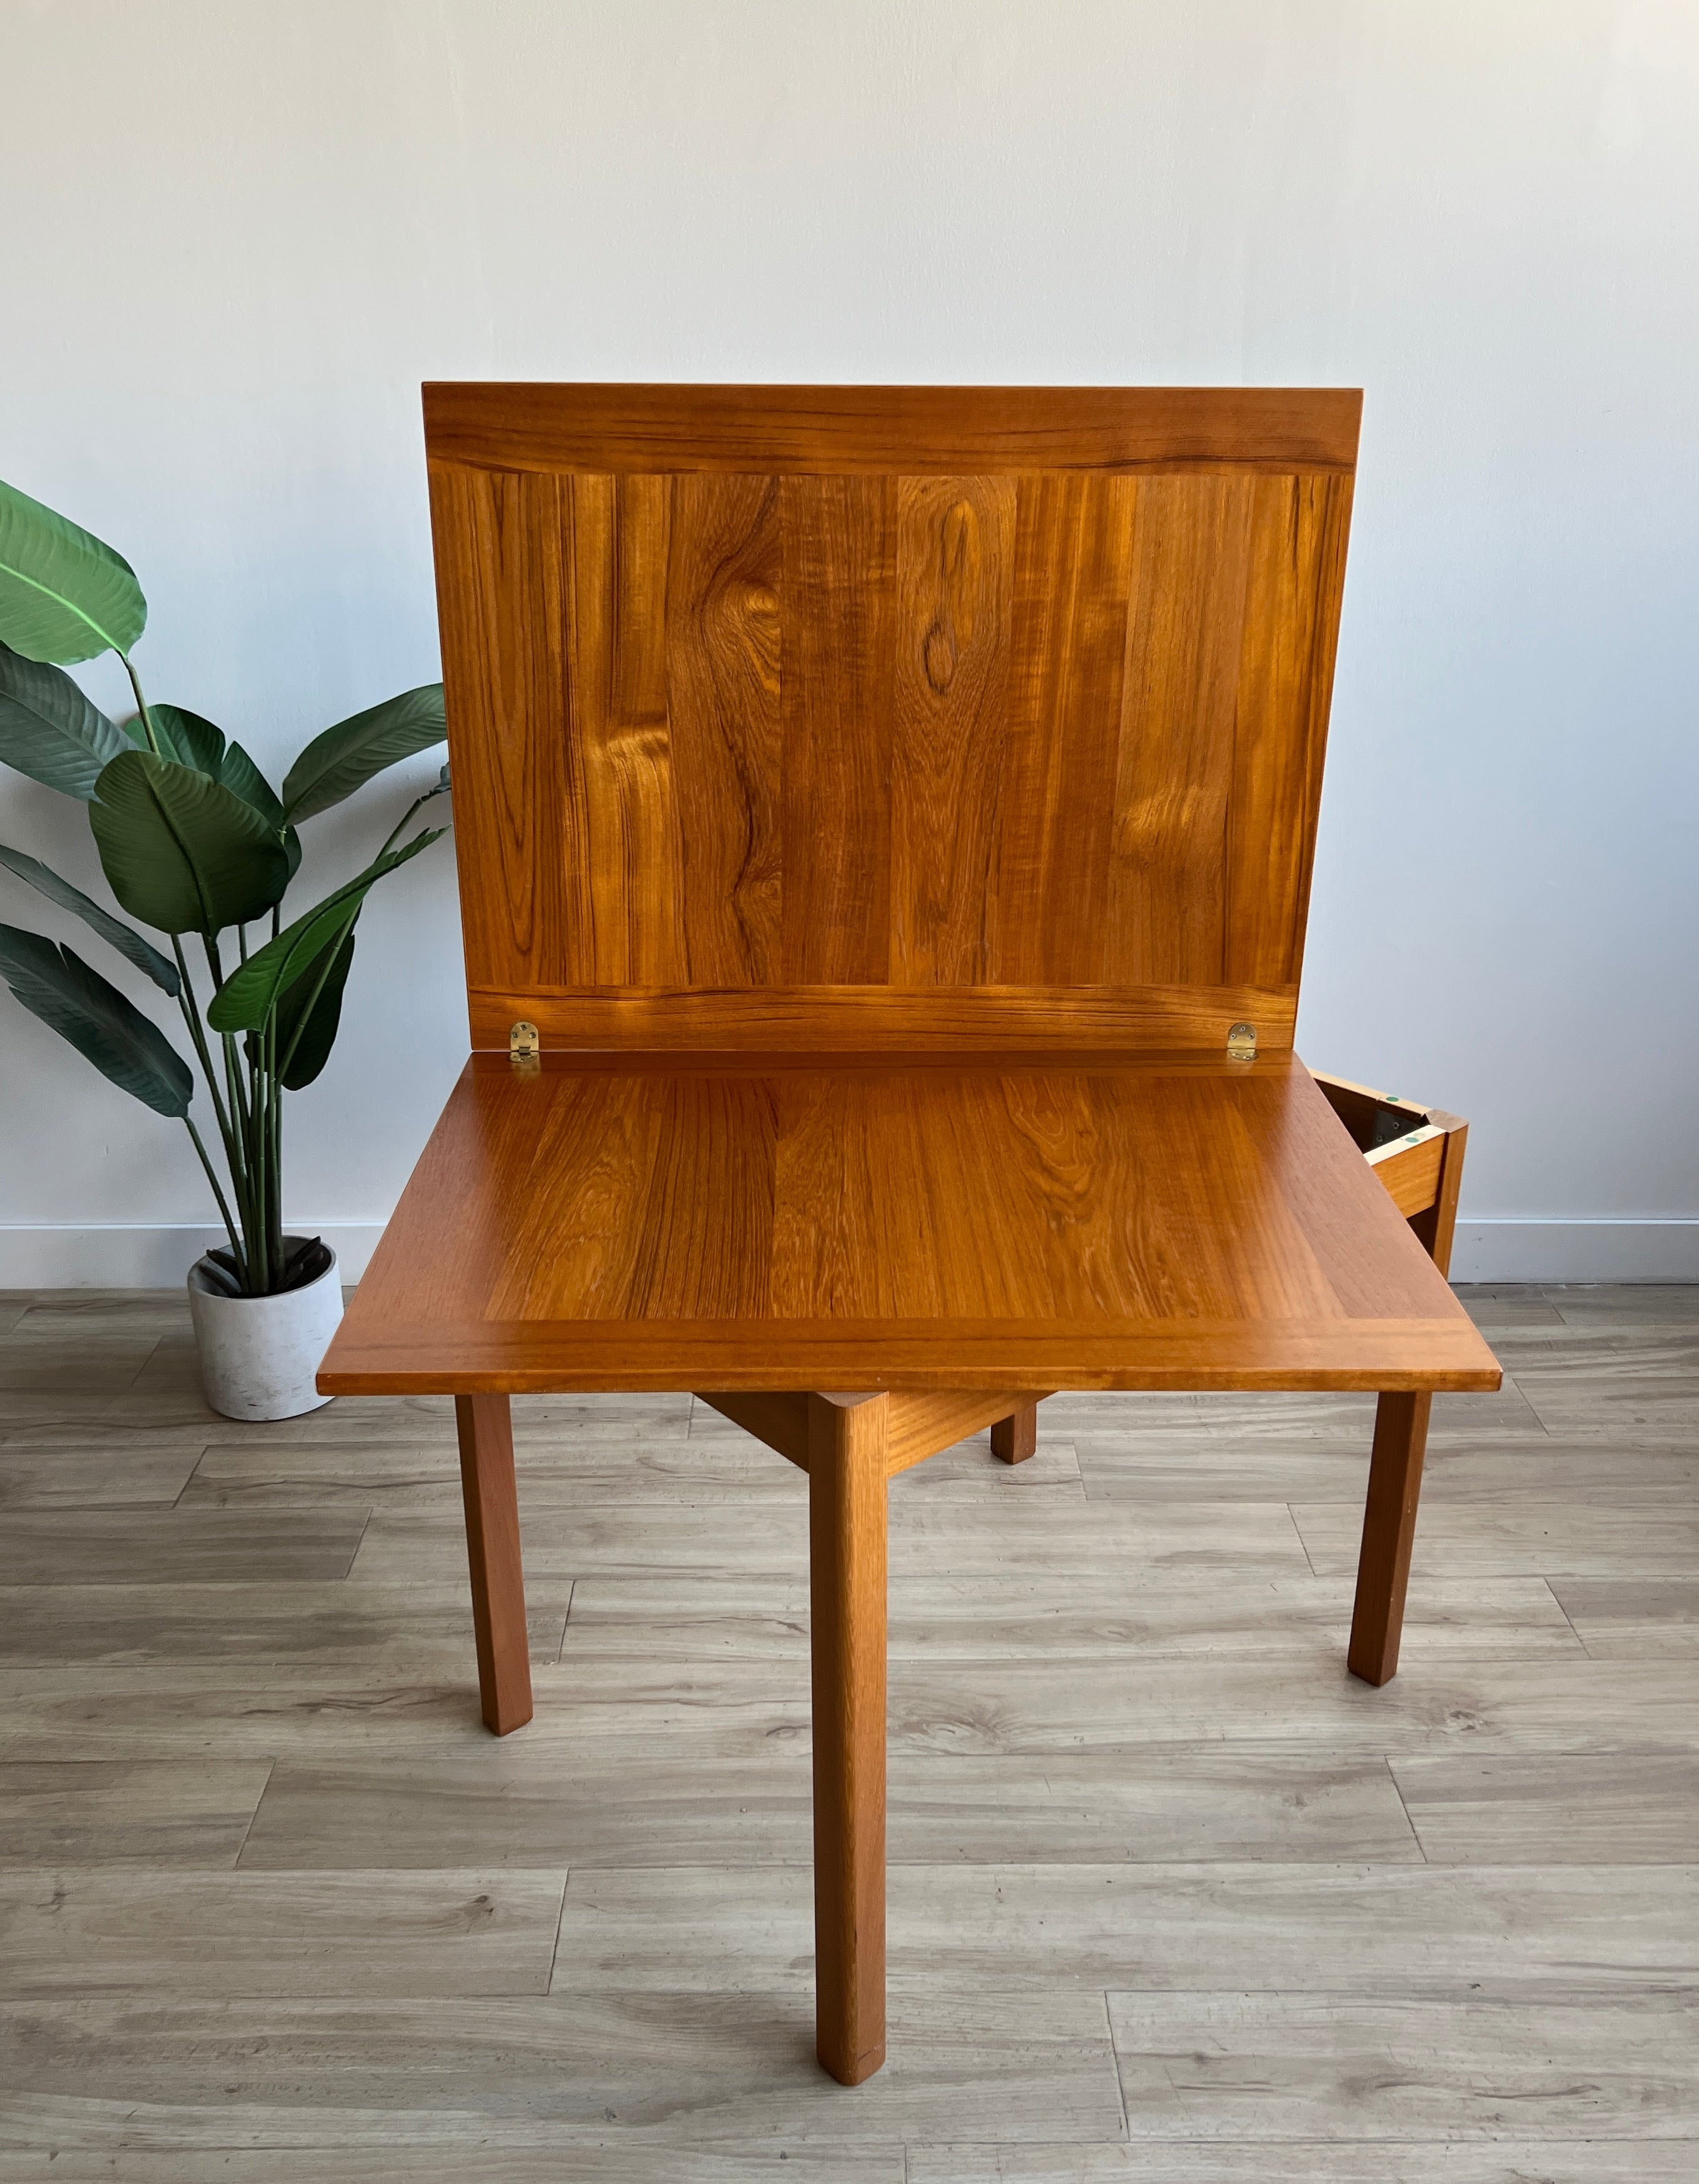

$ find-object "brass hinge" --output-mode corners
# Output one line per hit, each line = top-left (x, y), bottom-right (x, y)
(1226, 1022), (1257, 1063)
(509, 1020), (540, 1071)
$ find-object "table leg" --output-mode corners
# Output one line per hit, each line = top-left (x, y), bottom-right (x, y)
(453, 1393), (533, 1734)
(807, 1391), (889, 2085)
(1347, 1390), (1432, 1686)
(990, 1403), (1039, 1464)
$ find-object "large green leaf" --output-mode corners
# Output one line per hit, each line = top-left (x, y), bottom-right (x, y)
(0, 923), (192, 1116)
(208, 827), (443, 1031)
(282, 682), (446, 823)
(275, 927), (355, 1089)
(0, 640), (129, 798)
(0, 842), (179, 993)
(141, 704), (287, 830)
(219, 740), (285, 830)
(90, 750), (291, 937)
(0, 477), (147, 664)
(145, 702), (225, 774)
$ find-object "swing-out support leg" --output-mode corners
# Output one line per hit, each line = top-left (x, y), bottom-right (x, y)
(453, 1393), (533, 1734)
(1347, 1390), (1432, 1687)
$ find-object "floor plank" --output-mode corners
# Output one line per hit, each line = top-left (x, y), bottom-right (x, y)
(0, 2150), (906, 2181)
(0, 1870), (565, 1997)
(908, 2147), (1699, 2182)
(561, 1571), (1581, 1661)
(0, 1511), (370, 1585)
(1292, 1500), (1699, 1578)
(0, 1761), (272, 1865)
(1549, 1575), (1699, 1658)
(1389, 1750), (1699, 1862)
(0, 1989), (1125, 2145)
(0, 1583), (569, 1666)
(544, 1861), (1699, 1995)
(0, 1445), (204, 1510)
(349, 1500), (1312, 1585)
(234, 1744), (1422, 1871)
(1108, 1988), (1699, 2140)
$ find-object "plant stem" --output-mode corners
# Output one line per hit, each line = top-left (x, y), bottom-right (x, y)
(119, 655), (163, 756)
(168, 937), (250, 1274)
(182, 1117), (245, 1280)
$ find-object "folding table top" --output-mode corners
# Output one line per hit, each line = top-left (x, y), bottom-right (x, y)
(318, 384), (1497, 1398)
(320, 1048), (1497, 1394)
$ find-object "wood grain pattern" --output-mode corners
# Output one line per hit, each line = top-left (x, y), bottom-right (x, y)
(424, 382), (1363, 474)
(991, 1404), (1040, 1465)
(1224, 475), (1354, 988)
(993, 475), (1136, 983)
(665, 475), (783, 985)
(453, 1395), (533, 1734)
(564, 473), (683, 983)
(426, 386), (1359, 1048)
(322, 1055), (1499, 1396)
(1347, 1390), (1432, 1685)
(1107, 476), (1254, 981)
(464, 981), (1299, 1054)
(807, 1392), (888, 2085)
(890, 477), (1015, 982)
(780, 476), (895, 983)
(694, 1389), (1052, 1479)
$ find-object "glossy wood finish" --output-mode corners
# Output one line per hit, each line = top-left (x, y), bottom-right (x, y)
(807, 1392), (889, 2084)
(694, 1388), (1057, 1480)
(423, 381), (1363, 476)
(1409, 1107), (1469, 1278)
(426, 390), (1356, 1053)
(453, 1395), (531, 1734)
(1348, 1392), (1433, 1686)
(992, 1405), (1040, 1465)
(317, 383), (1500, 2085)
(323, 1054), (1498, 1397)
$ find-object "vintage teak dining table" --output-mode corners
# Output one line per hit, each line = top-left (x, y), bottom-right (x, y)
(318, 382), (1502, 2085)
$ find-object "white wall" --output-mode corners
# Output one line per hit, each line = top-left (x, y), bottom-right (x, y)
(2, 0), (1695, 1284)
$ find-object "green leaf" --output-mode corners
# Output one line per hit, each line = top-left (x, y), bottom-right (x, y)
(0, 639), (129, 798)
(0, 476), (147, 664)
(218, 740), (286, 830)
(282, 682), (446, 823)
(146, 702), (225, 775)
(208, 826), (443, 1032)
(0, 922), (192, 1116)
(275, 927), (355, 1089)
(89, 750), (291, 936)
(0, 841), (179, 993)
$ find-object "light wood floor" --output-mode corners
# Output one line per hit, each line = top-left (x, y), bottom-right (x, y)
(1, 1284), (1697, 2180)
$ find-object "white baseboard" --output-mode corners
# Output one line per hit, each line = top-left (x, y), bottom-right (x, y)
(3, 1217), (1695, 1292)
(0, 1222), (385, 1288)
(1450, 1219), (1699, 1284)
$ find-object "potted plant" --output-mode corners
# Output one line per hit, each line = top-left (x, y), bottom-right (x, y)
(0, 474), (450, 1419)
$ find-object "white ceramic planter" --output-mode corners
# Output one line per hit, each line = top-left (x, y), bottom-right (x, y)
(187, 1238), (344, 1422)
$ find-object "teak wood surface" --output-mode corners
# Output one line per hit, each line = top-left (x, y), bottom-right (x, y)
(318, 382), (1500, 2085)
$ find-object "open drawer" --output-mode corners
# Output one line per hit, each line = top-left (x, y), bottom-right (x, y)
(1312, 1071), (1469, 1279)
